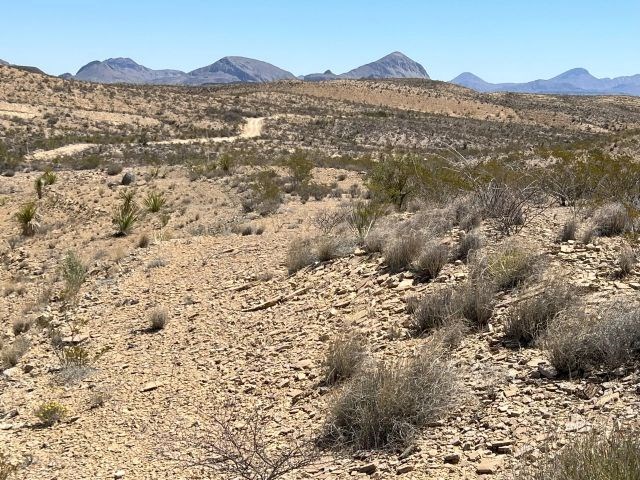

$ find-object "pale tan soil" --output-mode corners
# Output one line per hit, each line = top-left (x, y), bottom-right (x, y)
(2, 166), (640, 480)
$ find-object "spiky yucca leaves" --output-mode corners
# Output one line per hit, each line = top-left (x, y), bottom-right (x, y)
(15, 202), (40, 236)
(113, 190), (139, 236)
(144, 190), (166, 213)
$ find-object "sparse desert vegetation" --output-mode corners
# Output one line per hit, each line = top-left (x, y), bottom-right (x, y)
(2, 64), (640, 480)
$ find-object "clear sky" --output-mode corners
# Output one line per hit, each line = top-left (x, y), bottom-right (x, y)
(2, 0), (639, 82)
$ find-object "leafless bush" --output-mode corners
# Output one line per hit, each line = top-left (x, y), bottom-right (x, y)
(313, 209), (346, 235)
(413, 242), (449, 280)
(325, 347), (463, 450)
(178, 407), (319, 479)
(322, 332), (367, 385)
(505, 283), (575, 345)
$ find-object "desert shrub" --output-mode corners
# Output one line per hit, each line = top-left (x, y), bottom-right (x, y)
(313, 209), (346, 235)
(322, 332), (367, 385)
(113, 190), (139, 236)
(15, 202), (40, 236)
(60, 250), (87, 298)
(560, 218), (578, 242)
(504, 284), (575, 345)
(34, 177), (44, 199)
(181, 407), (319, 479)
(522, 428), (640, 480)
(543, 305), (640, 375)
(138, 233), (150, 248)
(217, 153), (235, 173)
(413, 242), (449, 280)
(286, 238), (316, 274)
(12, 318), (32, 336)
(474, 245), (540, 291)
(41, 170), (57, 186)
(384, 235), (422, 273)
(244, 170), (282, 216)
(593, 203), (629, 237)
(456, 231), (482, 261)
(0, 336), (30, 368)
(459, 212), (482, 232)
(618, 246), (636, 277)
(255, 224), (265, 235)
(410, 288), (457, 336)
(456, 281), (494, 328)
(347, 201), (385, 243)
(581, 225), (597, 244)
(366, 153), (418, 210)
(105, 164), (123, 176)
(149, 307), (169, 330)
(315, 236), (345, 262)
(325, 347), (462, 449)
(35, 401), (67, 426)
(284, 150), (314, 187)
(144, 190), (166, 213)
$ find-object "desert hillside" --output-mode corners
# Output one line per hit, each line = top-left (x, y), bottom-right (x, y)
(2, 65), (640, 480)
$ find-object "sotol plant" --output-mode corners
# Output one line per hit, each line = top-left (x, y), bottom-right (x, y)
(144, 190), (166, 213)
(113, 190), (139, 236)
(15, 202), (40, 236)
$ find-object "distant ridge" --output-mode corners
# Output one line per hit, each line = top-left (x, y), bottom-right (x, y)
(0, 59), (8, 66)
(303, 52), (429, 81)
(451, 68), (640, 95)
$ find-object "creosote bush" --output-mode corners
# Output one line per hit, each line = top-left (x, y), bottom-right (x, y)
(522, 428), (640, 480)
(322, 332), (367, 385)
(325, 347), (462, 450)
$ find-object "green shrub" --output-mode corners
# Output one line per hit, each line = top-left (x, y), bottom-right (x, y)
(35, 401), (67, 426)
(475, 245), (540, 291)
(366, 153), (417, 210)
(61, 250), (87, 298)
(284, 150), (314, 187)
(144, 190), (166, 213)
(41, 170), (57, 186)
(15, 202), (40, 236)
(347, 201), (384, 243)
(325, 347), (462, 449)
(113, 190), (139, 236)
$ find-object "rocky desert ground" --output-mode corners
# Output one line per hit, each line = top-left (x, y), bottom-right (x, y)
(2, 65), (640, 480)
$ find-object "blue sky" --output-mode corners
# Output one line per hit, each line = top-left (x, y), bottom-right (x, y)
(2, 0), (639, 81)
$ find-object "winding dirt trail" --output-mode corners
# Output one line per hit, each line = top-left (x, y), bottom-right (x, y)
(26, 117), (265, 161)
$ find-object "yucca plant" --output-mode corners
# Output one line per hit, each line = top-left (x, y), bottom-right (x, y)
(41, 170), (57, 186)
(144, 190), (166, 213)
(15, 202), (40, 236)
(34, 177), (44, 199)
(113, 190), (139, 236)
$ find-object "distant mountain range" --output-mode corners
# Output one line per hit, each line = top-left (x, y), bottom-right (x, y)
(3, 52), (640, 96)
(451, 68), (640, 96)
(60, 51), (429, 85)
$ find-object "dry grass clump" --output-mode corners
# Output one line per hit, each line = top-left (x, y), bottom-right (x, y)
(581, 225), (597, 244)
(11, 317), (32, 336)
(0, 336), (30, 369)
(383, 235), (422, 273)
(0, 452), (17, 479)
(137, 233), (150, 248)
(410, 288), (456, 336)
(618, 246), (636, 277)
(286, 236), (352, 274)
(505, 283), (575, 346)
(593, 203), (630, 237)
(413, 242), (449, 280)
(149, 307), (169, 331)
(542, 305), (640, 375)
(322, 332), (367, 385)
(15, 202), (40, 236)
(286, 238), (317, 274)
(325, 347), (463, 450)
(560, 218), (578, 242)
(456, 231), (482, 261)
(474, 245), (541, 291)
(522, 428), (640, 480)
(456, 281), (495, 328)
